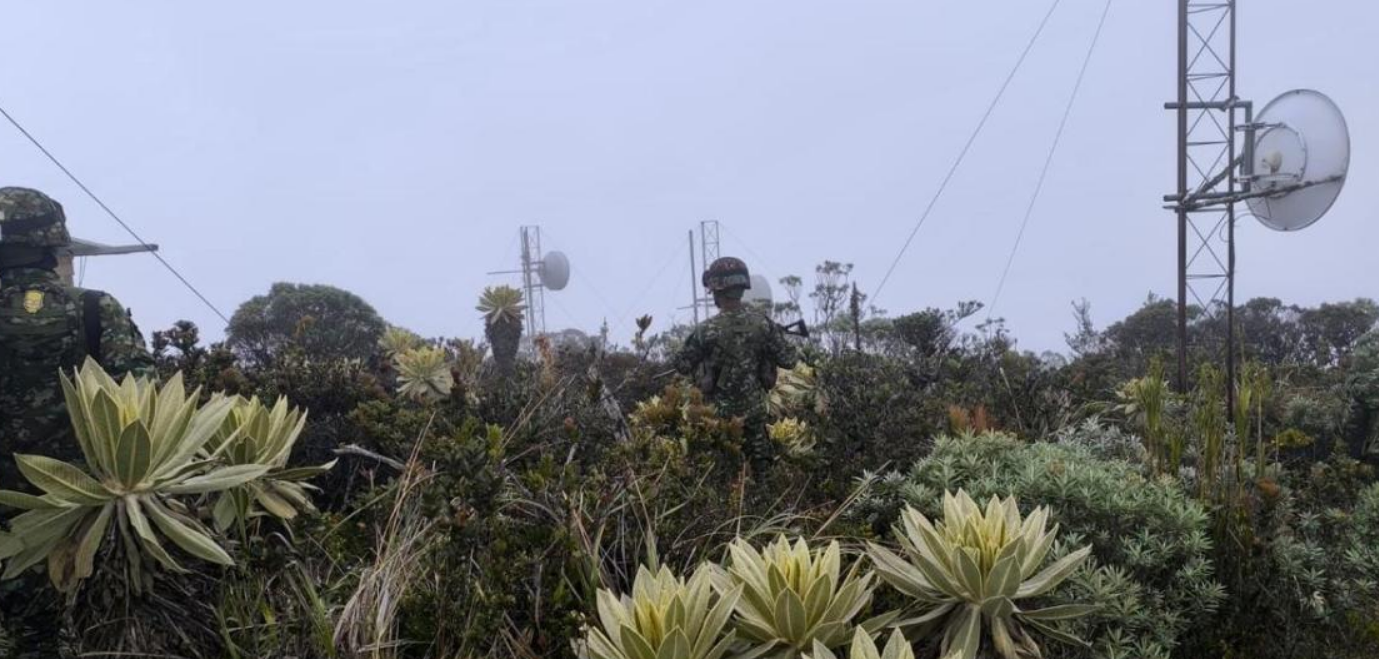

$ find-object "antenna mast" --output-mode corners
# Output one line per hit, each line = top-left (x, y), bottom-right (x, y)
(695, 220), (721, 320)
(1166, 0), (1245, 407)
(520, 225), (547, 337)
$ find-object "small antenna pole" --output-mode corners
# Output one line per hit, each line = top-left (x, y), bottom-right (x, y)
(688, 230), (700, 326)
(699, 220), (720, 320)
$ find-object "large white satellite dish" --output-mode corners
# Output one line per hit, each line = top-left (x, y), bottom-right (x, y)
(1246, 89), (1350, 232)
(744, 274), (773, 309)
(539, 251), (571, 291)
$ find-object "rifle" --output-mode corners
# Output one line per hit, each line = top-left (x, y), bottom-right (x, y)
(651, 320), (808, 381)
(778, 320), (809, 338)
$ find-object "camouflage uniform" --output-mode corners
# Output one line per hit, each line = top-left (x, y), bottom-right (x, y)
(0, 187), (156, 657)
(674, 306), (798, 470)
(0, 188), (156, 489)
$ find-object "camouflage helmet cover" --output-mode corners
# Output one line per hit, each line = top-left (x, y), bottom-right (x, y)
(0, 187), (70, 248)
(702, 256), (751, 292)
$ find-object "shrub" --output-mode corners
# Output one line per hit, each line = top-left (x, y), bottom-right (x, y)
(810, 629), (916, 659)
(867, 492), (1094, 659)
(227, 282), (388, 366)
(860, 433), (1223, 658)
(715, 536), (892, 658)
(0, 362), (262, 593)
(1184, 475), (1379, 658)
(580, 564), (740, 659)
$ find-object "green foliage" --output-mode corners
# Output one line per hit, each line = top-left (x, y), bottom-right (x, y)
(206, 396), (334, 534)
(379, 325), (425, 357)
(868, 492), (1094, 659)
(477, 285), (527, 326)
(716, 536), (890, 658)
(808, 629), (916, 659)
(1183, 463), (1379, 658)
(227, 282), (388, 365)
(479, 285), (526, 370)
(0, 361), (263, 592)
(393, 346), (455, 404)
(581, 564), (740, 659)
(861, 434), (1223, 658)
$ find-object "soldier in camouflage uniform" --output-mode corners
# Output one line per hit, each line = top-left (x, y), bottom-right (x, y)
(0, 187), (157, 657)
(674, 257), (798, 473)
(0, 187), (157, 488)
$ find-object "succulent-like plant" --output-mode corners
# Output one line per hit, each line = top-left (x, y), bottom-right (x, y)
(808, 629), (915, 659)
(0, 359), (267, 592)
(394, 346), (455, 404)
(580, 564), (741, 659)
(206, 396), (333, 534)
(769, 418), (816, 458)
(770, 363), (818, 418)
(867, 491), (1095, 659)
(477, 286), (525, 371)
(716, 536), (893, 658)
(378, 325), (425, 357)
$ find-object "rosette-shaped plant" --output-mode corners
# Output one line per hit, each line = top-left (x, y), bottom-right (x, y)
(205, 395), (333, 533)
(867, 491), (1095, 659)
(378, 325), (425, 357)
(0, 359), (267, 592)
(477, 286), (526, 371)
(717, 536), (893, 658)
(394, 346), (455, 404)
(769, 363), (818, 418)
(808, 629), (915, 659)
(769, 418), (816, 458)
(580, 564), (740, 659)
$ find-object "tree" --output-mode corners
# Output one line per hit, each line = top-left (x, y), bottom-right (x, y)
(477, 286), (525, 372)
(1298, 299), (1379, 368)
(226, 282), (387, 365)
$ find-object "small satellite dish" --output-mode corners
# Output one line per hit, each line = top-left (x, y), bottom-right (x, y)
(539, 251), (571, 291)
(1247, 89), (1350, 232)
(744, 274), (773, 309)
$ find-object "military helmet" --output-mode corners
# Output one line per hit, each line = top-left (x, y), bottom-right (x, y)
(702, 256), (751, 292)
(0, 187), (70, 248)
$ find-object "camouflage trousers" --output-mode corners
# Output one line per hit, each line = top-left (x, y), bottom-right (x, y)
(714, 400), (775, 476)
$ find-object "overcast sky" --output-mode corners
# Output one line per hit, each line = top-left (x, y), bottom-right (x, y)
(2, 1), (1373, 353)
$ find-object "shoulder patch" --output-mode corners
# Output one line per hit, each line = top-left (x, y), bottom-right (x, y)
(23, 290), (44, 314)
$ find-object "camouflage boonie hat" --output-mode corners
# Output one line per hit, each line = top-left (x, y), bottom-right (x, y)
(0, 187), (70, 248)
(702, 256), (751, 292)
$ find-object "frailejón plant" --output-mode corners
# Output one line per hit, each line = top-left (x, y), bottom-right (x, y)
(394, 346), (455, 404)
(0, 359), (267, 592)
(808, 629), (915, 659)
(477, 285), (525, 369)
(867, 491), (1095, 659)
(378, 325), (425, 357)
(716, 536), (893, 658)
(206, 395), (333, 533)
(580, 564), (741, 659)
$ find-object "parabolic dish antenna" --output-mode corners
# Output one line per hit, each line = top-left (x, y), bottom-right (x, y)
(539, 251), (570, 291)
(744, 274), (773, 309)
(1247, 89), (1350, 232)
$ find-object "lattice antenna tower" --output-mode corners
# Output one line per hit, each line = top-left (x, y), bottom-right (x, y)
(488, 225), (572, 338)
(1165, 0), (1351, 409)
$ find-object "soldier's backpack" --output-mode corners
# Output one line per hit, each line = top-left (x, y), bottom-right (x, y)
(699, 310), (776, 396)
(0, 280), (103, 394)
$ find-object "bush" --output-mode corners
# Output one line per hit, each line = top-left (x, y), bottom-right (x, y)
(1184, 466), (1379, 658)
(858, 433), (1224, 659)
(227, 282), (388, 366)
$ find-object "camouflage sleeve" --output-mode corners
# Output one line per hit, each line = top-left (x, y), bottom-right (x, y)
(766, 321), (799, 370)
(96, 294), (157, 380)
(673, 326), (708, 376)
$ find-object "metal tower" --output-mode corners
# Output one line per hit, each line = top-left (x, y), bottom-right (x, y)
(1166, 0), (1249, 406)
(686, 220), (722, 323)
(519, 225), (547, 337)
